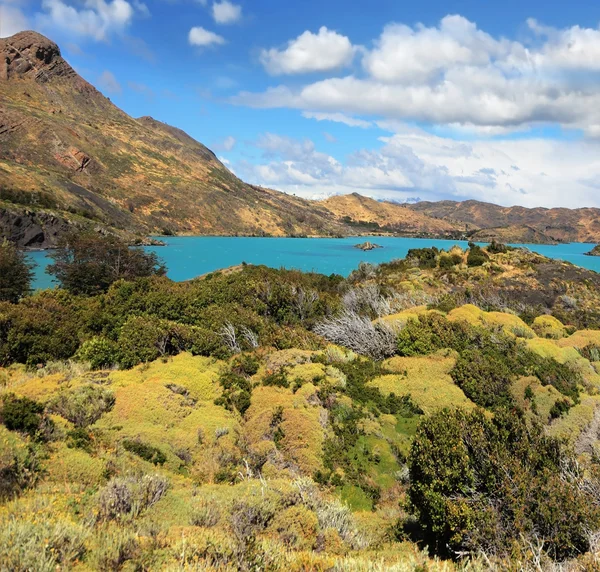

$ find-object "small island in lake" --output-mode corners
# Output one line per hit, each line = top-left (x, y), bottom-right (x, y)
(585, 245), (600, 256)
(354, 241), (383, 251)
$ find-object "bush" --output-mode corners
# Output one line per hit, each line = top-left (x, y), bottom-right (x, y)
(451, 350), (514, 408)
(406, 248), (439, 268)
(122, 439), (167, 465)
(0, 426), (43, 500)
(47, 385), (115, 428)
(408, 408), (600, 560)
(0, 240), (34, 303)
(214, 370), (253, 415)
(97, 474), (168, 520)
(76, 337), (120, 370)
(0, 394), (49, 440)
(467, 243), (489, 267)
(0, 517), (89, 571)
(486, 240), (509, 254)
(268, 505), (319, 550)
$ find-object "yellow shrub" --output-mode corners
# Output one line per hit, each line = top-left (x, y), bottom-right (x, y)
(44, 443), (106, 487)
(377, 354), (474, 413)
(268, 505), (319, 550)
(532, 315), (567, 339)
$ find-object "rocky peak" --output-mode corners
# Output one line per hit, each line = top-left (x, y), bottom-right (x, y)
(1, 30), (76, 82)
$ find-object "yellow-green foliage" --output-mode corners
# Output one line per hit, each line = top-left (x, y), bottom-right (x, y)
(94, 353), (239, 475)
(268, 505), (319, 550)
(558, 329), (600, 349)
(526, 338), (582, 363)
(265, 348), (316, 371)
(511, 376), (564, 421)
(448, 304), (535, 338)
(374, 354), (475, 414)
(245, 384), (326, 476)
(378, 306), (440, 330)
(44, 443), (106, 488)
(532, 315), (567, 339)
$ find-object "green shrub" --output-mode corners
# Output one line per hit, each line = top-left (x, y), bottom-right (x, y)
(408, 407), (600, 560)
(262, 368), (289, 388)
(0, 426), (43, 500)
(122, 439), (167, 465)
(406, 247), (439, 269)
(486, 240), (509, 254)
(451, 350), (514, 408)
(48, 385), (115, 428)
(76, 337), (120, 369)
(467, 243), (489, 267)
(0, 394), (50, 440)
(549, 398), (572, 419)
(214, 370), (253, 415)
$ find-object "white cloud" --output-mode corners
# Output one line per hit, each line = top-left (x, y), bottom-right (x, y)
(0, 3), (29, 37)
(234, 15), (600, 135)
(323, 132), (337, 143)
(98, 70), (122, 94)
(212, 0), (241, 25)
(302, 111), (373, 128)
(260, 26), (356, 75)
(234, 128), (600, 208)
(36, 0), (136, 41)
(188, 26), (225, 47)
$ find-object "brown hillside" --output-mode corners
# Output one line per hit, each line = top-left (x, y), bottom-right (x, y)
(320, 193), (463, 237)
(409, 200), (600, 243)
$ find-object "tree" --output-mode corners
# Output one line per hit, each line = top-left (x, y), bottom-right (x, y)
(0, 240), (34, 303)
(47, 232), (166, 295)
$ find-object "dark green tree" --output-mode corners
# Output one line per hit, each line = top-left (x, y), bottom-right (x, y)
(0, 240), (34, 303)
(408, 407), (600, 560)
(47, 232), (166, 295)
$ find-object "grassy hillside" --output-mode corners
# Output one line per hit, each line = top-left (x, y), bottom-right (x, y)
(3, 245), (600, 569)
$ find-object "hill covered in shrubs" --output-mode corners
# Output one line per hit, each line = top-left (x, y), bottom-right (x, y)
(3, 241), (600, 569)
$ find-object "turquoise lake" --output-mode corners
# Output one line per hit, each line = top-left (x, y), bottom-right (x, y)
(27, 236), (600, 290)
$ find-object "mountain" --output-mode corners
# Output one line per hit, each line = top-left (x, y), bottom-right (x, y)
(320, 193), (463, 237)
(409, 199), (600, 243)
(0, 31), (351, 246)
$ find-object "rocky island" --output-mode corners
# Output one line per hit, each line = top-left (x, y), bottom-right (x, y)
(354, 241), (382, 251)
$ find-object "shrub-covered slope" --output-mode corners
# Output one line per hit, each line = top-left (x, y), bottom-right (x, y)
(3, 245), (600, 569)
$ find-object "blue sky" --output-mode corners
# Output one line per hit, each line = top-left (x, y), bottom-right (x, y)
(3, 0), (600, 208)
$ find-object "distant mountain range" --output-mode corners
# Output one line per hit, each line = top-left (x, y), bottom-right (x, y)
(1, 31), (600, 248)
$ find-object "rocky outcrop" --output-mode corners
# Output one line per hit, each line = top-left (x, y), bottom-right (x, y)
(585, 245), (600, 257)
(0, 206), (74, 248)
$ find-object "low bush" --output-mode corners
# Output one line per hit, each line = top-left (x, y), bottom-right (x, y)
(467, 243), (489, 267)
(0, 394), (50, 440)
(97, 474), (168, 521)
(48, 385), (115, 428)
(122, 439), (167, 465)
